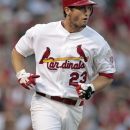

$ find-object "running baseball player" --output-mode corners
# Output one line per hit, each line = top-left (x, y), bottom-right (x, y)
(11, 0), (116, 130)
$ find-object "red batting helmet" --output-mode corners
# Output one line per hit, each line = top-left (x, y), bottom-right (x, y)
(62, 0), (96, 7)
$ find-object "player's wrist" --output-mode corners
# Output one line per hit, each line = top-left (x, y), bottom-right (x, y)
(16, 69), (28, 79)
(79, 83), (95, 92)
(83, 83), (95, 100)
(87, 83), (95, 92)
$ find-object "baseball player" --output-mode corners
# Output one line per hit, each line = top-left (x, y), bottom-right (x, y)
(11, 0), (116, 130)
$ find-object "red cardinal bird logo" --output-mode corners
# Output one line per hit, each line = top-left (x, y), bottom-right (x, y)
(77, 45), (88, 62)
(39, 47), (50, 64)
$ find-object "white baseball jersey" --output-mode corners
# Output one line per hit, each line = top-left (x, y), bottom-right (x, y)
(15, 21), (116, 98)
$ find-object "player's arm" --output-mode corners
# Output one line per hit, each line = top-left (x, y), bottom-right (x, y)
(11, 25), (41, 90)
(12, 48), (25, 73)
(73, 43), (116, 99)
(11, 48), (40, 90)
(91, 74), (113, 92)
(89, 43), (115, 93)
(72, 74), (114, 99)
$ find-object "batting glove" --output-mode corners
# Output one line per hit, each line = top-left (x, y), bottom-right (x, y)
(16, 69), (40, 90)
(72, 83), (95, 99)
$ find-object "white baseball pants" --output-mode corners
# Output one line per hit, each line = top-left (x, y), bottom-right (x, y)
(30, 93), (83, 130)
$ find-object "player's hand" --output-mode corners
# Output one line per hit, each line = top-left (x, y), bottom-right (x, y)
(16, 69), (40, 90)
(71, 83), (95, 99)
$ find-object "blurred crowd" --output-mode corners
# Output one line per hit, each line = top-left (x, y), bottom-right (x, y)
(0, 0), (130, 130)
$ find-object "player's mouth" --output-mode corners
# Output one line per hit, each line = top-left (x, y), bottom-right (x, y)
(83, 17), (88, 21)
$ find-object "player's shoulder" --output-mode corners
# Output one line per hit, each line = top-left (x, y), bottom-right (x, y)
(32, 21), (59, 31)
(27, 21), (60, 34)
(82, 26), (108, 47)
(82, 26), (112, 54)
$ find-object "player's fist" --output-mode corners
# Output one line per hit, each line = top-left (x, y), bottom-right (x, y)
(71, 83), (95, 99)
(16, 69), (40, 90)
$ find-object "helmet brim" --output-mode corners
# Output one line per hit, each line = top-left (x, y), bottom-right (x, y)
(63, 0), (96, 7)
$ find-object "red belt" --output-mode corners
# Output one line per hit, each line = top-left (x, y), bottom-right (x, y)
(36, 92), (84, 106)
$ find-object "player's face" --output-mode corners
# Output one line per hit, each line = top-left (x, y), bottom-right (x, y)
(66, 5), (93, 30)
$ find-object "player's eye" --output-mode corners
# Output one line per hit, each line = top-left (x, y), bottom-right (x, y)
(87, 6), (93, 11)
(70, 6), (93, 12)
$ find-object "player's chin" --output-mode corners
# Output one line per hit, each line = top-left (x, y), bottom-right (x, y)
(80, 23), (87, 28)
(81, 21), (88, 27)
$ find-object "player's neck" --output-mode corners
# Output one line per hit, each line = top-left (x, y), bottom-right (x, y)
(62, 20), (84, 33)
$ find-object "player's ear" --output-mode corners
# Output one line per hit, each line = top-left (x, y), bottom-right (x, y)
(64, 7), (71, 16)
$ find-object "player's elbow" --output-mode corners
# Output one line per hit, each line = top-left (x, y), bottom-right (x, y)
(11, 48), (25, 60)
(108, 78), (114, 84)
(12, 48), (21, 56)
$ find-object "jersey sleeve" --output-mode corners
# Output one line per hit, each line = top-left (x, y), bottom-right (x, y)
(93, 41), (116, 75)
(15, 26), (35, 57)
